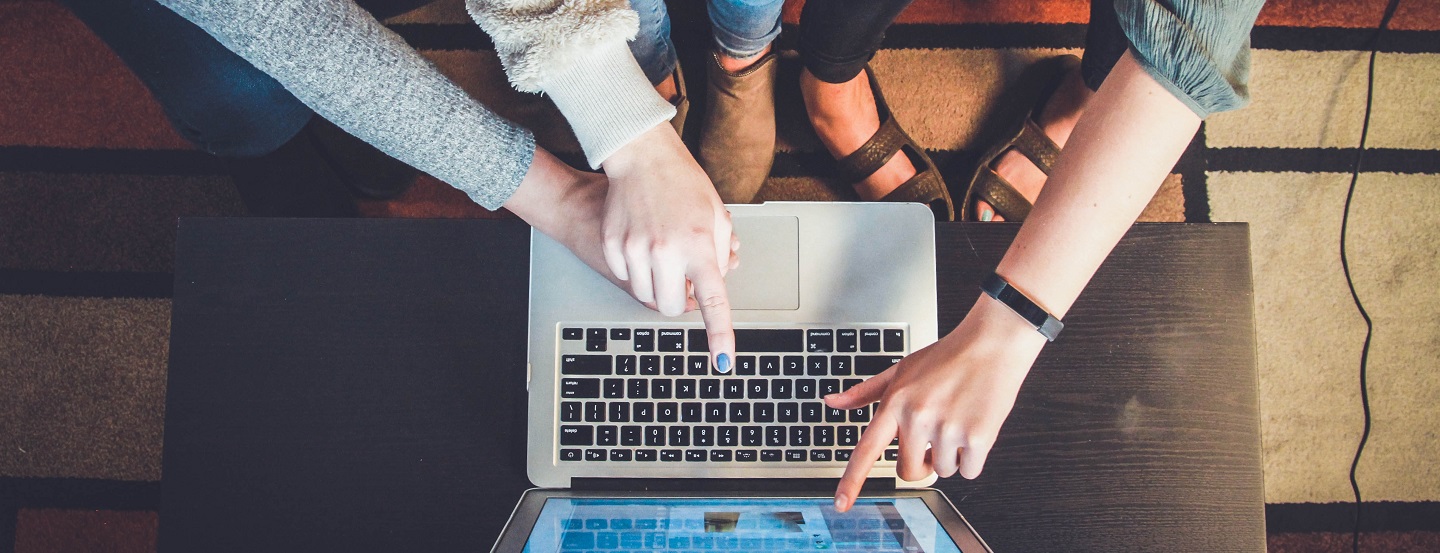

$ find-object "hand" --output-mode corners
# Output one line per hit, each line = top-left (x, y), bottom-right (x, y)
(825, 294), (1048, 511)
(600, 123), (738, 371)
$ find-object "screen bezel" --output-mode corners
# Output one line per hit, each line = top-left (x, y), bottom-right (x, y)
(490, 488), (991, 553)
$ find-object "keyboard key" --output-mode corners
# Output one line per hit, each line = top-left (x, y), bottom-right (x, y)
(777, 402), (799, 423)
(735, 356), (757, 375)
(640, 355), (660, 375)
(675, 379), (696, 399)
(705, 403), (726, 423)
(663, 356), (684, 375)
(657, 402), (678, 423)
(718, 426), (738, 447)
(759, 356), (781, 375)
(839, 426), (859, 446)
(810, 449), (832, 462)
(561, 355), (611, 375)
(820, 379), (841, 397)
(771, 380), (792, 399)
(843, 378), (863, 391)
(615, 355), (637, 375)
(645, 426), (665, 447)
(742, 426), (763, 446)
(609, 403), (630, 423)
(766, 426), (786, 447)
(688, 329), (709, 352)
(723, 380), (744, 399)
(884, 329), (905, 352)
(622, 426), (642, 446)
(830, 356), (852, 376)
(633, 329), (655, 352)
(836, 449), (852, 461)
(857, 356), (903, 376)
(782, 356), (804, 375)
(586, 328), (607, 352)
(562, 328), (582, 340)
(597, 425), (617, 446)
(837, 329), (858, 352)
(559, 426), (592, 445)
(609, 449), (632, 461)
(806, 329), (834, 352)
(700, 379), (721, 399)
(785, 450), (807, 462)
(661, 449), (681, 461)
(860, 329), (882, 352)
(754, 402), (775, 423)
(789, 426), (810, 446)
(633, 402), (654, 422)
(669, 426), (690, 446)
(806, 356), (827, 376)
(693, 426), (714, 446)
(651, 379), (673, 399)
(585, 402), (605, 422)
(610, 328), (630, 341)
(734, 329), (803, 352)
(747, 379), (768, 399)
(736, 449), (758, 462)
(850, 406), (870, 422)
(710, 450), (733, 462)
(681, 402), (702, 422)
(796, 379), (817, 399)
(686, 450), (706, 462)
(825, 407), (846, 423)
(687, 356), (709, 376)
(885, 449), (899, 461)
(636, 449), (656, 461)
(627, 378), (648, 399)
(728, 403), (750, 423)
(560, 448), (582, 461)
(801, 402), (823, 423)
(561, 378), (600, 398)
(658, 329), (685, 352)
(761, 450), (783, 462)
(560, 402), (581, 422)
(603, 378), (624, 399)
(814, 426), (834, 446)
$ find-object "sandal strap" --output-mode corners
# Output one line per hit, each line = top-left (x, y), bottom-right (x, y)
(878, 152), (954, 220)
(1013, 118), (1061, 174)
(835, 115), (910, 184)
(974, 167), (1032, 221)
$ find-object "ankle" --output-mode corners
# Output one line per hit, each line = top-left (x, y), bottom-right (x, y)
(717, 44), (772, 74)
(654, 73), (680, 104)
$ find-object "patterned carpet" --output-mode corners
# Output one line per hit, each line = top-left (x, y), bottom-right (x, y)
(2, 0), (1438, 551)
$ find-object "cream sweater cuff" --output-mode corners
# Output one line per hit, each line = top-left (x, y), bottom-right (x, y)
(541, 41), (676, 169)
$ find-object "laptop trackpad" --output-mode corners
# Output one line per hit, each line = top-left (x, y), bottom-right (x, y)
(726, 216), (799, 310)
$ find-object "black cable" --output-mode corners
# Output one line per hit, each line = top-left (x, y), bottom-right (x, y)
(1343, 1), (1401, 552)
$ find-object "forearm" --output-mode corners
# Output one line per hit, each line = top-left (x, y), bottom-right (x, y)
(994, 51), (1201, 318)
(156, 0), (534, 209)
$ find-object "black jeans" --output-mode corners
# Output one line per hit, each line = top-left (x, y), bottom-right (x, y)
(798, 0), (1129, 91)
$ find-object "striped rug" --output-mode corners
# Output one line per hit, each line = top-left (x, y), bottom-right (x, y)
(2, 0), (1437, 551)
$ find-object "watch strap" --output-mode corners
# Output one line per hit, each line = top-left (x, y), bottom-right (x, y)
(980, 272), (1064, 342)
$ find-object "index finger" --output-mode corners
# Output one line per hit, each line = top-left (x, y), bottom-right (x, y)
(687, 258), (735, 375)
(834, 411), (898, 512)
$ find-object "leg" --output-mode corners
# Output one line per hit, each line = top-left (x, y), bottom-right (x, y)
(696, 0), (785, 203)
(796, 0), (918, 201)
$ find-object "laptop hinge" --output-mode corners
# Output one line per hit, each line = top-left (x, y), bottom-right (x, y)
(571, 478), (896, 493)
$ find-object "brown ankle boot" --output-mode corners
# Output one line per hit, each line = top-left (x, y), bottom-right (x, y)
(698, 50), (777, 204)
(669, 62), (690, 139)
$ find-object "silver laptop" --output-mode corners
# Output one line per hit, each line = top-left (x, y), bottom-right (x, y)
(504, 202), (990, 552)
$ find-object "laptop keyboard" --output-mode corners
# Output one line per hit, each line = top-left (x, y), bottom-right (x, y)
(556, 325), (905, 465)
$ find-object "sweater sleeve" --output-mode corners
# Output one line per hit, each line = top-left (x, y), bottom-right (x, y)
(1112, 0), (1266, 118)
(468, 0), (674, 168)
(156, 0), (535, 210)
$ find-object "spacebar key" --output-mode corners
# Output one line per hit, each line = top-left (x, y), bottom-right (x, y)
(734, 329), (804, 353)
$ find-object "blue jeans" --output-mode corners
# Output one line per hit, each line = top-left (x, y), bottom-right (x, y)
(628, 0), (784, 86)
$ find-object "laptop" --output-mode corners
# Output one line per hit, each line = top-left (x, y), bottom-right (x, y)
(497, 202), (991, 552)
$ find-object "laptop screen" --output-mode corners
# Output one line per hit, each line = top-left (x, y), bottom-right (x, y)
(521, 497), (966, 552)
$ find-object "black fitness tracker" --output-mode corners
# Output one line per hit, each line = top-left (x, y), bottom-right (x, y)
(980, 272), (1064, 342)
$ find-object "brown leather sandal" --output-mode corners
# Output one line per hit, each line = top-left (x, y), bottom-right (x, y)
(960, 55), (1079, 222)
(831, 65), (954, 221)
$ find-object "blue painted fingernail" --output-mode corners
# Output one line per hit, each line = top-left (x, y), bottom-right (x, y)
(980, 208), (994, 222)
(716, 353), (732, 374)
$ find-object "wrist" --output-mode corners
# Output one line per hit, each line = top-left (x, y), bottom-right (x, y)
(966, 293), (1051, 349)
(598, 123), (673, 176)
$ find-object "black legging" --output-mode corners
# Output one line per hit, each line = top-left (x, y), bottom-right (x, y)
(798, 0), (1129, 92)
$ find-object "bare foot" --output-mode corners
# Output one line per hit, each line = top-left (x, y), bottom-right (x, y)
(800, 68), (916, 201)
(976, 67), (1093, 221)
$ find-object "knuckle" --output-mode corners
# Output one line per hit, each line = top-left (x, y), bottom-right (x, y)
(698, 293), (729, 311)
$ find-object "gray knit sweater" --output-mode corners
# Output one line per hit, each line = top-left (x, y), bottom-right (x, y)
(157, 0), (673, 210)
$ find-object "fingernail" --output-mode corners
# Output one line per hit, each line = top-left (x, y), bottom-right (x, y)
(980, 208), (994, 222)
(716, 353), (732, 374)
(834, 493), (848, 511)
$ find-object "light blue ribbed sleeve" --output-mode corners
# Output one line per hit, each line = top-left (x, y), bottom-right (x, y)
(156, 0), (535, 209)
(1112, 0), (1266, 117)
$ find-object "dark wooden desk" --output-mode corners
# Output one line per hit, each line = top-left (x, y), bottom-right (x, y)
(163, 218), (1263, 552)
